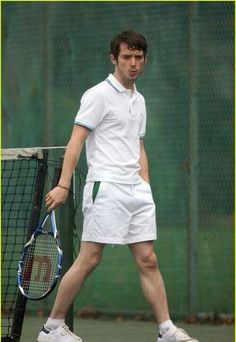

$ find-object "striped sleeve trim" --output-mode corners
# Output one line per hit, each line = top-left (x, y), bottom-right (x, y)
(74, 120), (95, 131)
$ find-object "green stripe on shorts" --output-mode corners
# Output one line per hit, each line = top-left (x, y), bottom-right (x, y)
(92, 181), (101, 203)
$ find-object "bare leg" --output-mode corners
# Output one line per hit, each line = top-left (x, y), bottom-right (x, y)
(129, 241), (170, 324)
(50, 242), (105, 319)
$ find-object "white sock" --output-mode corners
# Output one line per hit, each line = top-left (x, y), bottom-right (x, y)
(45, 318), (65, 331)
(159, 320), (175, 334)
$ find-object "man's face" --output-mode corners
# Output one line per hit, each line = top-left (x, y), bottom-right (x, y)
(111, 42), (147, 88)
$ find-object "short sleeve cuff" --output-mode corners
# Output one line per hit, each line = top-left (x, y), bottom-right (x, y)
(74, 120), (95, 131)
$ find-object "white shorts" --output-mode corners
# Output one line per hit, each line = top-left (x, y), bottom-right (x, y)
(81, 180), (157, 245)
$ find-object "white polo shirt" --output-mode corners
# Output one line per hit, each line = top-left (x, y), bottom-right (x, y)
(74, 74), (146, 184)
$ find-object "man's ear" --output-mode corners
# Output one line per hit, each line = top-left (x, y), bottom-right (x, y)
(110, 54), (117, 66)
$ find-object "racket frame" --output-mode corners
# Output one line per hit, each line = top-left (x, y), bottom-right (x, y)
(17, 210), (63, 300)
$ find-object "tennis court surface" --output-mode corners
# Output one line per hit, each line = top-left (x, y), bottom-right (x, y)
(21, 316), (234, 342)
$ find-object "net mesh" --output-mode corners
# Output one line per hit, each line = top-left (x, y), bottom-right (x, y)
(2, 2), (234, 320)
(1, 156), (43, 338)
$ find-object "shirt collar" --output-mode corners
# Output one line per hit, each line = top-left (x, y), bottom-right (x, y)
(106, 74), (137, 95)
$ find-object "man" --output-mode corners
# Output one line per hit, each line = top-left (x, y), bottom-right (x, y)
(38, 29), (198, 342)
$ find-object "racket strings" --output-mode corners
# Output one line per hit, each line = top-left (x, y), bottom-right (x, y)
(21, 234), (59, 298)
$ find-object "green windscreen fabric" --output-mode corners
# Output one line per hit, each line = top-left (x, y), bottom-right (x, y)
(2, 2), (234, 318)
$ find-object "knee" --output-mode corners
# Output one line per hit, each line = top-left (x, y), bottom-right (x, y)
(75, 250), (102, 276)
(85, 251), (102, 275)
(89, 251), (102, 271)
(136, 250), (158, 271)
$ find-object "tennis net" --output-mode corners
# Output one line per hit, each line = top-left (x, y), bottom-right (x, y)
(1, 148), (47, 341)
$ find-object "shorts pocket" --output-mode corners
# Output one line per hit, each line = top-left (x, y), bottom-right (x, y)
(141, 179), (151, 191)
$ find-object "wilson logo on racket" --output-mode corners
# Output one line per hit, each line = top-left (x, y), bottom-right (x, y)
(23, 255), (52, 282)
(17, 210), (63, 300)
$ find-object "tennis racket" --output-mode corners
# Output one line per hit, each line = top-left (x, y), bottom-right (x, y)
(17, 210), (63, 300)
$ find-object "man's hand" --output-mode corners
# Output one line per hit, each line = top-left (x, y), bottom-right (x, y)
(45, 186), (69, 211)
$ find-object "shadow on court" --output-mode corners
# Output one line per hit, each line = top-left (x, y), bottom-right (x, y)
(21, 316), (234, 342)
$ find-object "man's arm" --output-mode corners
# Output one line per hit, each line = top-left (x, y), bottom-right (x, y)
(46, 125), (90, 211)
(139, 139), (150, 183)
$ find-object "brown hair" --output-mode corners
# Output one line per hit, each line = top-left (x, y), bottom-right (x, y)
(110, 29), (148, 61)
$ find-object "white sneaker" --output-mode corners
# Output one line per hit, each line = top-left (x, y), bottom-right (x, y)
(157, 326), (199, 342)
(37, 324), (83, 342)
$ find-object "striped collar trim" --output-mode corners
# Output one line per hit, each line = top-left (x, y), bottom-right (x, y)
(105, 74), (137, 94)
